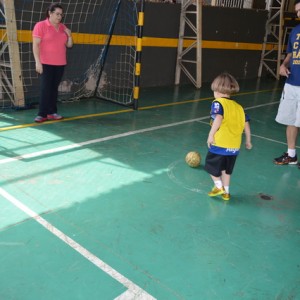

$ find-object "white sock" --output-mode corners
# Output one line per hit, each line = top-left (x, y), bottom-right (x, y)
(287, 149), (296, 157)
(214, 180), (223, 189)
(224, 186), (229, 194)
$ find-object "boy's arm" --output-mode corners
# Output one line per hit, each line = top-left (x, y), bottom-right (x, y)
(207, 114), (223, 148)
(244, 121), (252, 149)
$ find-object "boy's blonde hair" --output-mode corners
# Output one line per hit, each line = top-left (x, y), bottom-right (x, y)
(211, 72), (240, 95)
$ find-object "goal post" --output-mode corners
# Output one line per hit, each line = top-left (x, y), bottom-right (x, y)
(133, 0), (145, 110)
(89, 0), (145, 110)
(93, 0), (122, 98)
(0, 0), (144, 109)
(1, 0), (25, 108)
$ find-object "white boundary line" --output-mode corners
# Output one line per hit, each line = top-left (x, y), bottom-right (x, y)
(1, 100), (294, 166)
(0, 187), (156, 300)
(0, 100), (291, 299)
(196, 101), (300, 149)
(0, 117), (207, 165)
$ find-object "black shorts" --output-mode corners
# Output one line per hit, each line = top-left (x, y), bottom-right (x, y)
(204, 152), (237, 177)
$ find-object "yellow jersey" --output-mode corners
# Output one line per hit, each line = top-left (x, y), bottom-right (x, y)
(210, 97), (245, 155)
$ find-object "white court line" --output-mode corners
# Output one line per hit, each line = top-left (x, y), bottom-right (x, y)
(199, 120), (300, 148)
(198, 119), (300, 148)
(0, 100), (289, 299)
(196, 100), (300, 149)
(0, 101), (286, 165)
(243, 101), (279, 110)
(0, 187), (156, 300)
(250, 134), (300, 149)
(0, 117), (207, 165)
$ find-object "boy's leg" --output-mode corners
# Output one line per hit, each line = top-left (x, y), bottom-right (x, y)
(208, 175), (224, 196)
(221, 171), (231, 200)
(221, 171), (231, 188)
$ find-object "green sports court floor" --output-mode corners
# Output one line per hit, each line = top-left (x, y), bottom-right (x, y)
(0, 78), (299, 300)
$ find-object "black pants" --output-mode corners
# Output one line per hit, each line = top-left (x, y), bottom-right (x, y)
(39, 64), (65, 117)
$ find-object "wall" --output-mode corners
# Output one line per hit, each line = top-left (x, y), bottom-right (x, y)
(7, 1), (269, 105)
(141, 3), (268, 86)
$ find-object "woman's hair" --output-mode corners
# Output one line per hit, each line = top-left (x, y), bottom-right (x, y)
(211, 72), (240, 95)
(46, 3), (63, 18)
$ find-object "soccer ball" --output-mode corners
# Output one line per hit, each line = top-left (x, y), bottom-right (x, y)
(185, 151), (201, 168)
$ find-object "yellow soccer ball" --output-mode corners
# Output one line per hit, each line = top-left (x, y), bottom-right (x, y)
(185, 151), (201, 168)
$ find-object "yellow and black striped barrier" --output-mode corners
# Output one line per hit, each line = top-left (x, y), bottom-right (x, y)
(133, 0), (145, 110)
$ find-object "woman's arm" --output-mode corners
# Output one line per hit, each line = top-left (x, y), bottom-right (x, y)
(65, 28), (73, 48)
(32, 37), (43, 74)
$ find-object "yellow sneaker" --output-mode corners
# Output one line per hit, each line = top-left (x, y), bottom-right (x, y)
(222, 193), (230, 201)
(208, 186), (225, 197)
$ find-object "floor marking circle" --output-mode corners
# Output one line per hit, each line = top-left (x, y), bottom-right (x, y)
(167, 160), (210, 194)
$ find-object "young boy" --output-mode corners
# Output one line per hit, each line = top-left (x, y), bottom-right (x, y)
(204, 73), (252, 201)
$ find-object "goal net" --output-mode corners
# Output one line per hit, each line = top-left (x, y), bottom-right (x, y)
(0, 0), (141, 109)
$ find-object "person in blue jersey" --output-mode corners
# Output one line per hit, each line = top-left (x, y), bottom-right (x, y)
(273, 0), (300, 168)
(204, 73), (252, 201)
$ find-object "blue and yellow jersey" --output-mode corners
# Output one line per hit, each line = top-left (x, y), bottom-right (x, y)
(209, 97), (249, 156)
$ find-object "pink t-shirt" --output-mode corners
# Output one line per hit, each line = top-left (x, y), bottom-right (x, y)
(33, 19), (68, 66)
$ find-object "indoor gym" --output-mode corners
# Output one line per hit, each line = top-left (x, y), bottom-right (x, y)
(0, 0), (300, 299)
(0, 78), (299, 299)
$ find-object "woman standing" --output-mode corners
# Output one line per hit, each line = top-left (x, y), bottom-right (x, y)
(32, 3), (73, 123)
